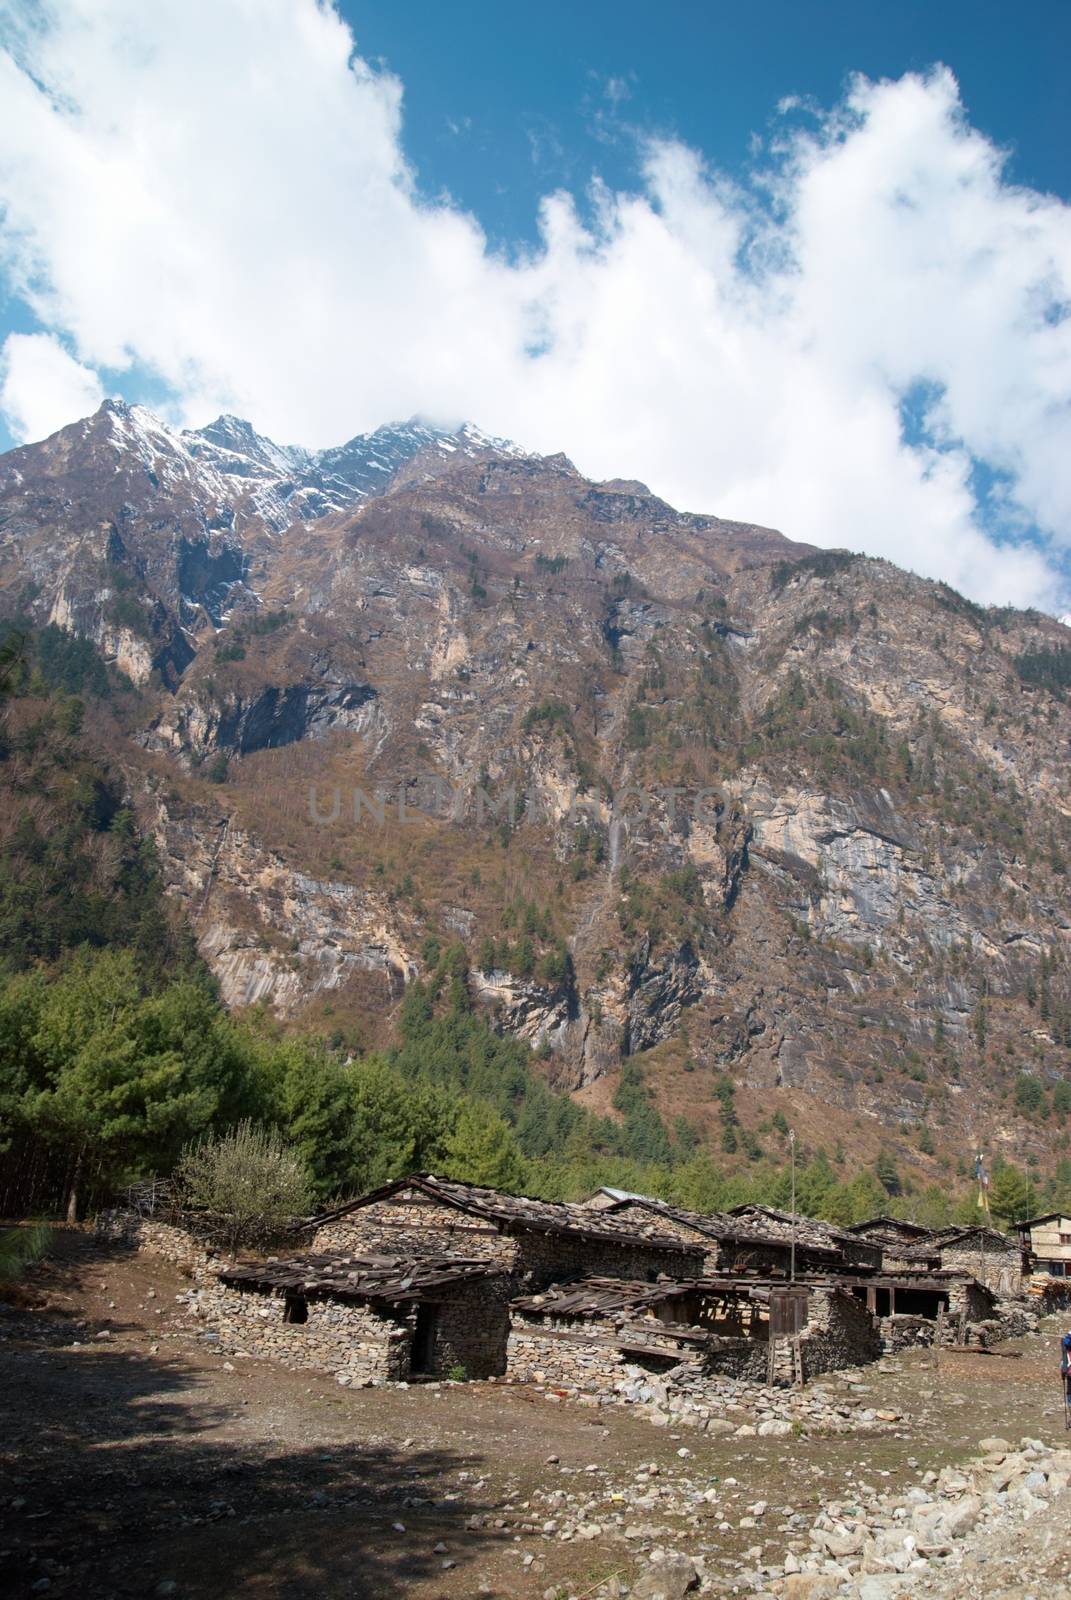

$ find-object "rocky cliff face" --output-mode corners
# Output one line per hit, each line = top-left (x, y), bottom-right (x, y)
(3, 403), (1070, 1178)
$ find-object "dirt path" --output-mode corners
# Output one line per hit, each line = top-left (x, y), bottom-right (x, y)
(1, 1231), (1069, 1598)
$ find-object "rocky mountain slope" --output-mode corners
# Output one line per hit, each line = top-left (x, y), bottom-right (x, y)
(2, 401), (1070, 1186)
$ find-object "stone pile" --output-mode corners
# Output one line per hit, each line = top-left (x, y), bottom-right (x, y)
(464, 1433), (1071, 1599)
(749, 1435), (1071, 1598)
(519, 1364), (905, 1439)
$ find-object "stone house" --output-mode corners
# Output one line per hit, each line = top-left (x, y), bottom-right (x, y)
(596, 1195), (848, 1278)
(845, 1215), (939, 1269)
(932, 1226), (1022, 1297)
(845, 1269), (997, 1349)
(508, 1275), (881, 1390)
(301, 1174), (708, 1291)
(211, 1252), (509, 1382)
(726, 1204), (883, 1273)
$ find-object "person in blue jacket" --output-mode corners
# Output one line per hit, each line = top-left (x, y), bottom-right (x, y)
(1062, 1332), (1071, 1406)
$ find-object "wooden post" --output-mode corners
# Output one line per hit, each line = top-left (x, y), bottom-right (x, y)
(789, 1130), (797, 1284)
(889, 1284), (897, 1315)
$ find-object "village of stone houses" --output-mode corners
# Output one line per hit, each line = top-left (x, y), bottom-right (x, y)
(6, 1169), (1071, 1599)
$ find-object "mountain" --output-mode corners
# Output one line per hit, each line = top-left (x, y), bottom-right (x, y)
(2, 400), (1071, 1191)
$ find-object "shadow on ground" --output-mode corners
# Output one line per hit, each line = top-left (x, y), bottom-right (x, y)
(0, 1249), (505, 1599)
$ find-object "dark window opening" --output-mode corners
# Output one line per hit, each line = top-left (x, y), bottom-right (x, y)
(895, 1288), (945, 1319)
(283, 1294), (308, 1324)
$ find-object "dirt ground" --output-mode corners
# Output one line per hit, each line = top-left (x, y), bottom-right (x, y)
(2, 1230), (1070, 1600)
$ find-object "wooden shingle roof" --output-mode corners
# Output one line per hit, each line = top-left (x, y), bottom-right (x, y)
(300, 1173), (704, 1255)
(846, 1215), (936, 1241)
(932, 1225), (1015, 1250)
(511, 1274), (778, 1318)
(725, 1203), (872, 1253)
(603, 1197), (842, 1259)
(221, 1251), (497, 1305)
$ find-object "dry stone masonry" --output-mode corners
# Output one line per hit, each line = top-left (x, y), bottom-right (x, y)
(95, 1180), (1036, 1415)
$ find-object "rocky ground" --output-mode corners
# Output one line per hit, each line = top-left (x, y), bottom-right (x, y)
(2, 1231), (1070, 1599)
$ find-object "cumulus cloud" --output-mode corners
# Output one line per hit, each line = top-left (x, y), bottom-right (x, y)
(0, 331), (104, 442)
(0, 0), (1068, 607)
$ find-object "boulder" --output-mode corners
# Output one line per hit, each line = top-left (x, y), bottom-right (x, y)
(631, 1554), (699, 1599)
(782, 1576), (839, 1600)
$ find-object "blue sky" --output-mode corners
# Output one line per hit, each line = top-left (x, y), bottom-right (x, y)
(343, 1), (1071, 245)
(0, 1), (1068, 610)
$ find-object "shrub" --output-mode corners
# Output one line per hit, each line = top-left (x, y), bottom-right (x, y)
(174, 1121), (313, 1250)
(0, 1223), (52, 1289)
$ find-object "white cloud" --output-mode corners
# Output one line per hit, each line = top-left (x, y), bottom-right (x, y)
(0, 2), (1068, 608)
(0, 331), (104, 442)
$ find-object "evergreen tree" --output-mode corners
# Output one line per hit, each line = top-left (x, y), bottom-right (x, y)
(268, 1039), (359, 1202)
(876, 1148), (901, 1196)
(443, 1101), (525, 1190)
(23, 951), (235, 1220)
(988, 1163), (1037, 1225)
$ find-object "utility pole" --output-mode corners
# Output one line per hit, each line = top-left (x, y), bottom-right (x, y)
(789, 1128), (797, 1284)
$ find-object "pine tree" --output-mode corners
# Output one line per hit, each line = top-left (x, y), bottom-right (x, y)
(876, 1148), (901, 1196)
(443, 1101), (524, 1190)
(988, 1163), (1037, 1225)
(23, 950), (236, 1220)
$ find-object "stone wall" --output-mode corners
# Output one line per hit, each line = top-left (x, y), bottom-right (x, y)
(509, 1284), (881, 1396)
(188, 1273), (511, 1384)
(601, 1202), (831, 1278)
(424, 1278), (511, 1379)
(507, 1316), (632, 1391)
(881, 1249), (933, 1273)
(940, 1243), (1021, 1297)
(948, 1276), (994, 1323)
(514, 1230), (704, 1289)
(878, 1314), (938, 1351)
(704, 1339), (769, 1382)
(797, 1288), (882, 1376)
(100, 1204), (510, 1382)
(95, 1209), (218, 1278)
(764, 1289), (882, 1382)
(311, 1195), (511, 1262)
(189, 1277), (414, 1383)
(604, 1202), (720, 1272)
(717, 1240), (797, 1276)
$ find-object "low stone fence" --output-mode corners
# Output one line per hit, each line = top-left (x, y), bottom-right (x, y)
(94, 1208), (219, 1278)
(507, 1317), (633, 1390)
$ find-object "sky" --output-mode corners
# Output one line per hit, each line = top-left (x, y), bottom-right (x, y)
(0, 1), (1068, 610)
